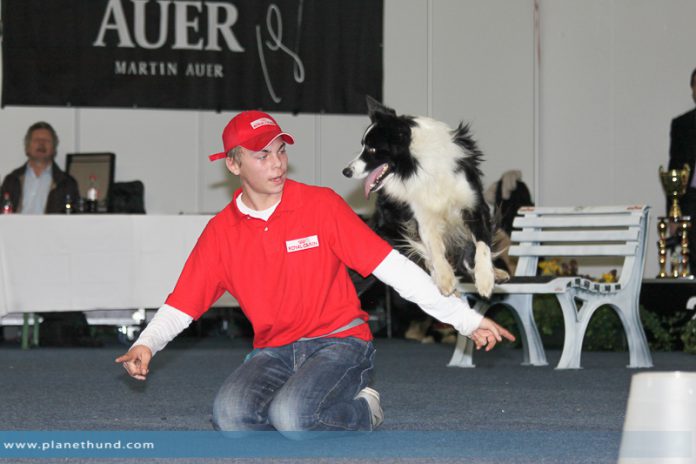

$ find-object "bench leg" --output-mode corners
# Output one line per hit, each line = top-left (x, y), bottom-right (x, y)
(505, 294), (548, 366)
(447, 332), (476, 368)
(615, 297), (653, 368)
(556, 293), (653, 369)
(556, 293), (586, 369)
(447, 299), (488, 368)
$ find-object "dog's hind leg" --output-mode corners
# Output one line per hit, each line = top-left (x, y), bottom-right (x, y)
(463, 208), (508, 297)
(416, 219), (458, 296)
(473, 241), (496, 298)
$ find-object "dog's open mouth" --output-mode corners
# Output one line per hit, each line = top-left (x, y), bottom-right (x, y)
(364, 163), (390, 198)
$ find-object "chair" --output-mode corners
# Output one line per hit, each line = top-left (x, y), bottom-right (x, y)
(108, 181), (146, 213)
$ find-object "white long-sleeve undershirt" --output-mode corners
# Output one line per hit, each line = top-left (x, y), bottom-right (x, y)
(132, 249), (483, 356)
(132, 304), (192, 356)
(372, 250), (483, 336)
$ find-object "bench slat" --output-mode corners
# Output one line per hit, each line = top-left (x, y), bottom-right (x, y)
(517, 205), (646, 215)
(510, 243), (637, 257)
(511, 229), (640, 242)
(513, 215), (642, 228)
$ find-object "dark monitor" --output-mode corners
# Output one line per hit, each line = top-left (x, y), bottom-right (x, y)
(65, 152), (115, 205)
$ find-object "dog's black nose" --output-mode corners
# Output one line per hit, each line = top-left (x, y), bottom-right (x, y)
(342, 167), (353, 178)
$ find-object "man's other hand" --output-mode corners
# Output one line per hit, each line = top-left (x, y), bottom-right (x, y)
(115, 345), (153, 381)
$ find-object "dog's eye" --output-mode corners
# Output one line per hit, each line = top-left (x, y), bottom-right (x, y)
(367, 147), (376, 155)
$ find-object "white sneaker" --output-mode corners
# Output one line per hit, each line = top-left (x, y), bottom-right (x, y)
(356, 386), (384, 429)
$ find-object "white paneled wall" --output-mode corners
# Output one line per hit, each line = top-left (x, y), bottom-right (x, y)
(538, 0), (696, 276)
(2, 0), (696, 277)
(430, 0), (535, 191)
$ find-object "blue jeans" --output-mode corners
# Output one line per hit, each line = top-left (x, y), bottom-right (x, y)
(212, 337), (377, 434)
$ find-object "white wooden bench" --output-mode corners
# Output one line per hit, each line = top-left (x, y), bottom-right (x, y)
(449, 205), (653, 369)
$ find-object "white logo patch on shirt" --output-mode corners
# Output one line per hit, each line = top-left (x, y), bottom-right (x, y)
(250, 117), (276, 129)
(286, 235), (319, 253)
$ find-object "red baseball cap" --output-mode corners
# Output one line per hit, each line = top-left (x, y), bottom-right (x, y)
(208, 111), (295, 161)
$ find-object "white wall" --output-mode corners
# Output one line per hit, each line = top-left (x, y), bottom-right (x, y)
(538, 0), (696, 276)
(2, 0), (695, 277)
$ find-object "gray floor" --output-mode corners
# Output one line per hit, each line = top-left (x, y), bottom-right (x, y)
(1, 335), (694, 463)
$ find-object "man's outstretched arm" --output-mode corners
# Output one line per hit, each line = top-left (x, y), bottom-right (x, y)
(372, 250), (515, 350)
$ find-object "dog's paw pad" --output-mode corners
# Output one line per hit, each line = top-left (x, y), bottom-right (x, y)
(494, 268), (510, 283)
(436, 275), (457, 296)
(436, 279), (457, 297)
(432, 265), (457, 296)
(475, 275), (494, 298)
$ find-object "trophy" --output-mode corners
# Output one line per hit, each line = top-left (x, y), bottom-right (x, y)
(657, 163), (692, 278)
(659, 164), (690, 220)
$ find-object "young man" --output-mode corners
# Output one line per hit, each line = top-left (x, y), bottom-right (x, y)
(116, 110), (514, 434)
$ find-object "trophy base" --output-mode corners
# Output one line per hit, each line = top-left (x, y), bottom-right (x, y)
(656, 274), (694, 280)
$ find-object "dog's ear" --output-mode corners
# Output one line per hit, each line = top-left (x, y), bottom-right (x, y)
(366, 95), (396, 120)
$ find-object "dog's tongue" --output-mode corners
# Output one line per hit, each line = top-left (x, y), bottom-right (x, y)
(364, 164), (388, 199)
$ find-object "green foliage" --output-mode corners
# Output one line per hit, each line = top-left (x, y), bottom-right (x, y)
(532, 295), (564, 342)
(682, 318), (696, 355)
(582, 307), (627, 351)
(639, 306), (678, 351)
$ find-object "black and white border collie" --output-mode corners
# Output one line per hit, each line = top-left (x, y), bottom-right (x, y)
(343, 97), (508, 298)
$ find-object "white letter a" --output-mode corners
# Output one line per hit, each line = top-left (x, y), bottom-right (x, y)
(93, 0), (135, 47)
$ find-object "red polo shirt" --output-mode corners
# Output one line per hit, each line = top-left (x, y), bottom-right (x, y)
(166, 180), (392, 348)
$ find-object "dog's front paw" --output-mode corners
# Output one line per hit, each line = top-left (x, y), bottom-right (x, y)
(494, 267), (510, 283)
(436, 276), (457, 296)
(474, 271), (495, 298)
(432, 267), (457, 296)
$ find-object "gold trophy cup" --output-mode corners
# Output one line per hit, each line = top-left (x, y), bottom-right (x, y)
(657, 163), (692, 278)
(659, 164), (691, 220)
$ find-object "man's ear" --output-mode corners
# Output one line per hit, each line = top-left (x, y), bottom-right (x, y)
(225, 156), (240, 175)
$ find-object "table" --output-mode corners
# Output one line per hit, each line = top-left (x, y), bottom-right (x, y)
(0, 214), (238, 318)
(640, 278), (696, 315)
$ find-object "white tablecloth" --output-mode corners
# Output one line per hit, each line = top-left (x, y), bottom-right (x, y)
(0, 214), (236, 317)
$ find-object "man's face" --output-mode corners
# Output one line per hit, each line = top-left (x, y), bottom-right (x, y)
(25, 128), (56, 163)
(226, 137), (288, 203)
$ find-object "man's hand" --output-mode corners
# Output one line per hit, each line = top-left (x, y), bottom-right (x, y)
(115, 345), (153, 381)
(470, 317), (516, 351)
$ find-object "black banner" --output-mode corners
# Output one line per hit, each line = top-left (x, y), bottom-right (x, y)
(1, 0), (383, 114)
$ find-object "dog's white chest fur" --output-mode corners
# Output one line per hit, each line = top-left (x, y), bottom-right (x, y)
(383, 116), (478, 219)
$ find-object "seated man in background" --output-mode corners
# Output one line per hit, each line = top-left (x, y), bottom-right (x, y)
(1, 121), (79, 214)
